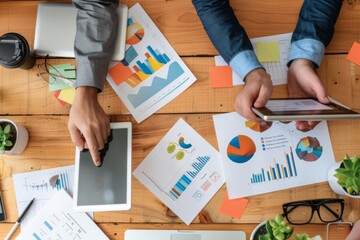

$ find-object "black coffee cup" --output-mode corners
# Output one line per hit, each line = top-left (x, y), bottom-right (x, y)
(0, 32), (36, 70)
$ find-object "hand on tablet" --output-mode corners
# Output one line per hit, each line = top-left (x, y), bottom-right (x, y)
(234, 68), (273, 121)
(287, 59), (330, 131)
(68, 86), (111, 167)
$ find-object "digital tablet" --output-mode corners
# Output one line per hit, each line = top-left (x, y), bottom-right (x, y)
(252, 98), (360, 121)
(73, 122), (132, 212)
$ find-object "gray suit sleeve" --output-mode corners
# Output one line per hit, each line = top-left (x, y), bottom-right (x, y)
(72, 0), (118, 91)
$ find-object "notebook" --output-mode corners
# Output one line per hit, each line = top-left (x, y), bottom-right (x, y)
(34, 2), (128, 60)
(124, 230), (246, 240)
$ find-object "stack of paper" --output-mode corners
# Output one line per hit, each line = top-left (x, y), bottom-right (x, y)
(16, 190), (108, 240)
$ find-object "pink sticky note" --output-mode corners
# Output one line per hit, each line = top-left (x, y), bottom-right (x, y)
(210, 66), (233, 88)
(219, 192), (249, 219)
(346, 42), (360, 66)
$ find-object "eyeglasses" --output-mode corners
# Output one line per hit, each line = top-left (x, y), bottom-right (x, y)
(282, 199), (344, 225)
(37, 55), (76, 88)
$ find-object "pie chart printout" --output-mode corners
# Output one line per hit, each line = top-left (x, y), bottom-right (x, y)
(227, 135), (256, 164)
(295, 136), (323, 161)
(245, 120), (272, 133)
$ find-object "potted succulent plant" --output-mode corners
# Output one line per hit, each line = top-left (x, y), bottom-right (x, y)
(250, 214), (322, 240)
(0, 119), (28, 155)
(328, 154), (360, 198)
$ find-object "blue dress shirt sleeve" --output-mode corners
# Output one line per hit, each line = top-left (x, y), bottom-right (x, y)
(288, 0), (342, 67)
(192, 0), (263, 81)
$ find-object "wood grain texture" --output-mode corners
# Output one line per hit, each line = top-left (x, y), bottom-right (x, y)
(0, 1), (360, 55)
(2, 222), (346, 240)
(0, 56), (359, 115)
(1, 0), (360, 239)
(0, 115), (359, 226)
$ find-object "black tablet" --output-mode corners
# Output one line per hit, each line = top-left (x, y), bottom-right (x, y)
(73, 122), (132, 212)
(252, 98), (360, 121)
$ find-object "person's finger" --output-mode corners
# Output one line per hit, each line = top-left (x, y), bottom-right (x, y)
(253, 85), (272, 108)
(307, 120), (320, 129)
(94, 129), (105, 150)
(296, 121), (313, 132)
(235, 93), (260, 122)
(68, 123), (85, 151)
(82, 131), (101, 167)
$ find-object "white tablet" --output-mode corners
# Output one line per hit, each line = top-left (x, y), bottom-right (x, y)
(252, 98), (360, 121)
(73, 122), (132, 212)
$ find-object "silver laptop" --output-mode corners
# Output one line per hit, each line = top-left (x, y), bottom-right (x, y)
(34, 2), (127, 60)
(124, 230), (246, 240)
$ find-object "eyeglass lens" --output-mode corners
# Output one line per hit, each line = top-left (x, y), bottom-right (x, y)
(285, 200), (343, 224)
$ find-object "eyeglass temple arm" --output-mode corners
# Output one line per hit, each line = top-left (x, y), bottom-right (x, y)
(321, 204), (341, 219)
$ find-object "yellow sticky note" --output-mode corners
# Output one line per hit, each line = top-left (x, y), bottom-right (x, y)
(58, 88), (75, 105)
(256, 41), (280, 63)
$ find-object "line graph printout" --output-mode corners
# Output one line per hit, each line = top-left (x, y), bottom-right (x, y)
(215, 33), (292, 86)
(106, 3), (196, 123)
(133, 118), (225, 225)
(13, 165), (80, 229)
(213, 112), (335, 199)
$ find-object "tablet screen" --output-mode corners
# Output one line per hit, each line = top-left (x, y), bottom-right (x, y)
(74, 122), (132, 211)
(265, 99), (333, 112)
(252, 98), (360, 121)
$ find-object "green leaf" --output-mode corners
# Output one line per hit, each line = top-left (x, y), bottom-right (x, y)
(5, 140), (12, 147)
(343, 159), (353, 170)
(259, 236), (271, 240)
(274, 232), (285, 240)
(4, 125), (10, 134)
(346, 186), (354, 194)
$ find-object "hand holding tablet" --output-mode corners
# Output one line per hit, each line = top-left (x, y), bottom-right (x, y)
(252, 98), (360, 121)
(73, 122), (132, 212)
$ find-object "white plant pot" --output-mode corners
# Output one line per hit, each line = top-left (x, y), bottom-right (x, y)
(250, 221), (267, 240)
(0, 119), (29, 155)
(328, 162), (360, 198)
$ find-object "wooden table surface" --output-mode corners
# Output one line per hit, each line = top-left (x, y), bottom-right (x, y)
(0, 1), (360, 239)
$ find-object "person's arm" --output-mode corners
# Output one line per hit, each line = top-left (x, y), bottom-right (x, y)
(287, 0), (342, 131)
(192, 0), (272, 121)
(69, 0), (118, 166)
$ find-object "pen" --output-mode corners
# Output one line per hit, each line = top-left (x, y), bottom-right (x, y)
(5, 198), (35, 240)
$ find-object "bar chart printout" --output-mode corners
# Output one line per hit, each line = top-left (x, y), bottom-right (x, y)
(170, 156), (210, 200)
(213, 112), (336, 198)
(250, 147), (298, 184)
(13, 165), (75, 229)
(16, 190), (108, 240)
(133, 118), (225, 225)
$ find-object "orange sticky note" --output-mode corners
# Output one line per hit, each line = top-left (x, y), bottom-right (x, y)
(210, 66), (233, 88)
(346, 42), (360, 66)
(219, 192), (249, 219)
(108, 62), (134, 85)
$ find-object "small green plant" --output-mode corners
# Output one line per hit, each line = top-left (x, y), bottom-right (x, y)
(257, 214), (321, 240)
(259, 214), (293, 240)
(334, 154), (360, 195)
(0, 124), (13, 154)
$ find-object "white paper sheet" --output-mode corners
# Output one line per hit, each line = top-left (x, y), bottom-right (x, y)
(16, 190), (108, 240)
(213, 112), (335, 199)
(106, 3), (196, 123)
(133, 118), (225, 225)
(13, 165), (81, 229)
(215, 33), (292, 86)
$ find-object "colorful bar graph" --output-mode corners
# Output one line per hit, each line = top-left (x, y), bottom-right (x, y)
(250, 147), (298, 184)
(55, 173), (70, 191)
(169, 156), (211, 200)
